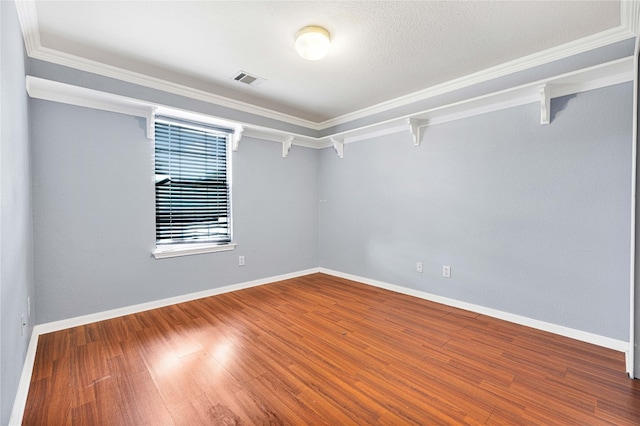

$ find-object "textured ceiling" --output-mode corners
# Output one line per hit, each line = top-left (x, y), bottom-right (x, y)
(33, 1), (622, 123)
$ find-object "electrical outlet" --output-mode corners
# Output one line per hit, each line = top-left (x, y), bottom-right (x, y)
(416, 262), (423, 273)
(238, 255), (245, 267)
(442, 265), (451, 278)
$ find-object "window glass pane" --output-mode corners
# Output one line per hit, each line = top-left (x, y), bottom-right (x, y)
(155, 119), (231, 245)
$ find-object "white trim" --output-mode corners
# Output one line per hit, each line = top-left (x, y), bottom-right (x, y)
(154, 106), (243, 138)
(416, 57), (633, 127)
(623, 0), (640, 36)
(8, 329), (39, 426)
(319, 268), (629, 353)
(14, 0), (639, 130)
(25, 75), (152, 120)
(34, 268), (320, 335)
(145, 107), (156, 140)
(408, 118), (428, 146)
(152, 242), (237, 259)
(25, 76), (321, 148)
(340, 124), (409, 146)
(331, 138), (344, 158)
(231, 126), (243, 152)
(318, 57), (634, 147)
(629, 34), (640, 378)
(539, 84), (551, 125)
(9, 266), (629, 423)
(320, 26), (635, 129)
(13, 0), (39, 56)
(282, 136), (294, 158)
(8, 268), (320, 424)
(25, 57), (634, 152)
(13, 0), (318, 131)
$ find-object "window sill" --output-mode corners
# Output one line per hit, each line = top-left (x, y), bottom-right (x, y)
(153, 243), (236, 259)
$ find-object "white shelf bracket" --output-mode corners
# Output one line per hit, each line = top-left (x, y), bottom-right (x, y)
(331, 138), (344, 158)
(539, 84), (551, 125)
(407, 118), (428, 146)
(282, 136), (294, 158)
(145, 107), (157, 140)
(231, 125), (244, 152)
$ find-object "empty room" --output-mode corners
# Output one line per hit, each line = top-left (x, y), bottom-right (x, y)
(3, 0), (640, 424)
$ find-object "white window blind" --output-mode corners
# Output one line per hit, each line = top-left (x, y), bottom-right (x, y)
(155, 116), (232, 246)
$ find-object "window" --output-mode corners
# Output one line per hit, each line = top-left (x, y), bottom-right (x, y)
(153, 116), (234, 258)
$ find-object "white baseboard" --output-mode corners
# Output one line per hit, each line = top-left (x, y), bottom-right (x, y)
(8, 328), (40, 426)
(35, 267), (320, 335)
(9, 267), (320, 425)
(319, 268), (629, 354)
(11, 266), (631, 424)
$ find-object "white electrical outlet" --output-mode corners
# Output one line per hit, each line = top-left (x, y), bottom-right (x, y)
(416, 262), (423, 273)
(443, 265), (451, 278)
(238, 255), (245, 266)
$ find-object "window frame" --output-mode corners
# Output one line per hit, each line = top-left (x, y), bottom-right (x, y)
(152, 116), (236, 259)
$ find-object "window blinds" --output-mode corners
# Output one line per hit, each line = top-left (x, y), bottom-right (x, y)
(155, 117), (232, 245)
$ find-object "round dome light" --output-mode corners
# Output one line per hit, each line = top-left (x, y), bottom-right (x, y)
(295, 26), (331, 61)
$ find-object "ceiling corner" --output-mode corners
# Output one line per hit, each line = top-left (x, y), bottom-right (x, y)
(15, 0), (41, 55)
(622, 0), (640, 35)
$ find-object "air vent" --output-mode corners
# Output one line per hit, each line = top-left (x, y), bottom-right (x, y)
(232, 71), (265, 86)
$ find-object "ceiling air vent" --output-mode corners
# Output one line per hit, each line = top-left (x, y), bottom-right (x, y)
(232, 71), (265, 87)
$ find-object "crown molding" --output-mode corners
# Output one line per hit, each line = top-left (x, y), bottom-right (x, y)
(25, 75), (323, 149)
(320, 25), (636, 129)
(25, 56), (634, 157)
(14, 0), (40, 54)
(622, 0), (640, 35)
(15, 0), (640, 134)
(322, 1), (640, 128)
(13, 1), (321, 132)
(322, 56), (633, 151)
(31, 46), (322, 131)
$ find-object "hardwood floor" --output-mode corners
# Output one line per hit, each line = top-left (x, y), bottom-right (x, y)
(23, 273), (640, 425)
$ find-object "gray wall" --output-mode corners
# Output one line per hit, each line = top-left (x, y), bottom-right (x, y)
(28, 58), (318, 138)
(31, 101), (318, 323)
(319, 83), (633, 341)
(1, 1), (35, 424)
(321, 38), (635, 137)
(30, 82), (634, 342)
(0, 3), (634, 416)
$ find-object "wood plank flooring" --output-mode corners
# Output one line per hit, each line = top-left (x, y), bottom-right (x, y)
(23, 273), (640, 425)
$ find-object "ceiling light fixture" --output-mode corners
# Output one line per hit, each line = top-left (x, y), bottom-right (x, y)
(295, 26), (331, 61)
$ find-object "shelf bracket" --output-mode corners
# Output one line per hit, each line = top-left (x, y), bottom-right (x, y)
(231, 125), (244, 152)
(539, 84), (551, 125)
(331, 138), (344, 158)
(407, 118), (428, 146)
(145, 107), (157, 140)
(282, 136), (294, 158)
